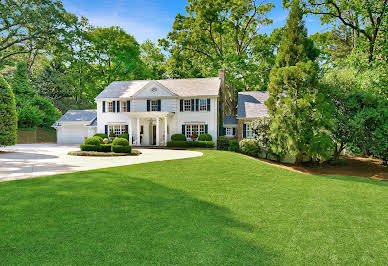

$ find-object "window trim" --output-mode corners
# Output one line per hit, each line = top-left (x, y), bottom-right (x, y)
(225, 126), (235, 136)
(184, 99), (191, 112)
(108, 124), (127, 136)
(199, 99), (207, 111)
(244, 123), (254, 138)
(122, 101), (127, 112)
(151, 100), (159, 111)
(108, 102), (113, 112)
(184, 123), (206, 139)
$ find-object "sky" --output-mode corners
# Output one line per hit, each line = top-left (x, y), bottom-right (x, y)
(62, 0), (328, 43)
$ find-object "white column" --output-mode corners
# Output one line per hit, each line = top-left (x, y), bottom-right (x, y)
(156, 117), (160, 146)
(164, 117), (168, 146)
(128, 118), (132, 145)
(136, 118), (140, 145)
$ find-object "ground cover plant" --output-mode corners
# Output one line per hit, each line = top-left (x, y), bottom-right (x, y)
(0, 150), (386, 264)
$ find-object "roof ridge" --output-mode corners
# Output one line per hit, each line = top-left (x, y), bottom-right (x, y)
(111, 77), (219, 83)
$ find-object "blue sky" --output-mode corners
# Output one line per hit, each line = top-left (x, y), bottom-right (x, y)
(62, 0), (327, 43)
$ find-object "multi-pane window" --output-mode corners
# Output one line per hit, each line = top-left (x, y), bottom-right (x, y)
(199, 124), (205, 135)
(109, 124), (126, 135)
(245, 123), (254, 138)
(108, 102), (113, 112)
(199, 99), (207, 111)
(122, 101), (127, 112)
(184, 100), (191, 111)
(185, 124), (205, 138)
(151, 100), (158, 111)
(225, 127), (232, 136)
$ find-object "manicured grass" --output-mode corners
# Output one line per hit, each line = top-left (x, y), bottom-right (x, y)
(0, 151), (387, 264)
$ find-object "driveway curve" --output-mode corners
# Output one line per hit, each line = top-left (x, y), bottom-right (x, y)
(0, 144), (202, 182)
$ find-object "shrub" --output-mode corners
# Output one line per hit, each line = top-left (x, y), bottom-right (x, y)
(194, 141), (215, 148)
(217, 136), (229, 150)
(84, 136), (103, 146)
(99, 144), (112, 152)
(167, 141), (215, 148)
(80, 144), (99, 152)
(167, 141), (190, 148)
(112, 137), (129, 146)
(0, 75), (17, 146)
(94, 133), (108, 139)
(112, 145), (131, 154)
(118, 133), (129, 140)
(198, 133), (212, 141)
(171, 134), (186, 141)
(239, 139), (260, 157)
(229, 139), (239, 152)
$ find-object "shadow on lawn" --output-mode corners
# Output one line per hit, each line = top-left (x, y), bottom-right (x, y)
(0, 172), (276, 264)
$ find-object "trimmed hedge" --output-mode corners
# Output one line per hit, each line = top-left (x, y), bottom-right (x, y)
(99, 144), (112, 152)
(85, 136), (103, 146)
(239, 139), (260, 157)
(229, 139), (239, 152)
(80, 144), (99, 152)
(112, 145), (131, 153)
(198, 133), (212, 141)
(167, 141), (215, 148)
(0, 75), (17, 146)
(112, 137), (129, 146)
(217, 136), (229, 150)
(171, 134), (186, 141)
(94, 133), (108, 139)
(118, 133), (129, 140)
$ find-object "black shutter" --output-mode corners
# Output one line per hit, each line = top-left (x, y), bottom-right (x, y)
(112, 101), (116, 112)
(223, 127), (226, 135)
(125, 125), (128, 133)
(147, 100), (150, 112)
(180, 99), (183, 112)
(196, 99), (199, 111)
(207, 98), (211, 111)
(205, 124), (208, 134)
(191, 99), (195, 111)
(117, 101), (120, 112)
(105, 125), (108, 135)
(243, 124), (247, 138)
(233, 127), (236, 136)
(127, 100), (130, 112)
(102, 101), (106, 113)
(182, 124), (186, 135)
(158, 99), (161, 111)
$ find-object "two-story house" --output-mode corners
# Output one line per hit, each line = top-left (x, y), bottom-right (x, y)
(53, 73), (223, 146)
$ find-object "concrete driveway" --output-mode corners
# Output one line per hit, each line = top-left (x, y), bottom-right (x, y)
(0, 144), (202, 182)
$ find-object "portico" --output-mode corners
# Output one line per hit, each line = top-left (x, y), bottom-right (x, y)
(127, 112), (174, 146)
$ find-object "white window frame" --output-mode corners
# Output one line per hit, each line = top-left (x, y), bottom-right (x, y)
(245, 123), (254, 138)
(184, 100), (191, 112)
(151, 100), (159, 111)
(122, 101), (127, 112)
(185, 124), (205, 139)
(109, 124), (126, 135)
(199, 99), (207, 111)
(108, 102), (113, 112)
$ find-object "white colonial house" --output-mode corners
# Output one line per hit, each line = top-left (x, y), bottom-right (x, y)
(53, 74), (223, 146)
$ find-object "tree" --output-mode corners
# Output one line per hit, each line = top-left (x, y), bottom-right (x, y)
(140, 40), (167, 79)
(266, 0), (332, 164)
(161, 0), (275, 114)
(0, 74), (17, 146)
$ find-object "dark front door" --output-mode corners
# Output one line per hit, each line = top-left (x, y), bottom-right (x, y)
(152, 125), (156, 145)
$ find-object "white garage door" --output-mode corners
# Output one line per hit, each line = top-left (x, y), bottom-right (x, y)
(58, 125), (89, 144)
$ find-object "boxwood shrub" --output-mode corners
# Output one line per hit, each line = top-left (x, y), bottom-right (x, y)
(99, 144), (112, 152)
(198, 133), (212, 141)
(112, 137), (129, 146)
(85, 136), (103, 145)
(239, 139), (260, 157)
(171, 134), (186, 141)
(228, 139), (239, 152)
(112, 145), (131, 153)
(94, 133), (108, 139)
(217, 136), (229, 150)
(167, 141), (215, 148)
(80, 144), (99, 152)
(118, 133), (129, 140)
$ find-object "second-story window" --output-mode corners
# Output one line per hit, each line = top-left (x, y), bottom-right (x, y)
(184, 100), (191, 111)
(122, 101), (127, 112)
(151, 100), (159, 111)
(199, 99), (207, 111)
(108, 102), (113, 112)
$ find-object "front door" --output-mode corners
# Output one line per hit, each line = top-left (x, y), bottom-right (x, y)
(152, 125), (156, 145)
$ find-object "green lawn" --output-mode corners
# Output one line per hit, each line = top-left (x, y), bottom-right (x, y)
(1, 151), (387, 265)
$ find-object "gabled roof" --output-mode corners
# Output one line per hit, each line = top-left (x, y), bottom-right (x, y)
(224, 115), (238, 125)
(237, 91), (270, 118)
(54, 110), (97, 125)
(95, 77), (221, 99)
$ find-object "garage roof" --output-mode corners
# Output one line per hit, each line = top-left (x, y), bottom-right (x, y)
(52, 110), (97, 127)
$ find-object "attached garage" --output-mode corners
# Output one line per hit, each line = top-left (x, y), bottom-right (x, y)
(52, 110), (97, 144)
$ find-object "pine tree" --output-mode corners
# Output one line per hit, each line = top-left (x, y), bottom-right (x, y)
(0, 75), (17, 146)
(265, 0), (332, 164)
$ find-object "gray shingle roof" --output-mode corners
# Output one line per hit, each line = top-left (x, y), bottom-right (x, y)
(88, 118), (97, 127)
(224, 115), (237, 125)
(56, 110), (97, 123)
(95, 77), (221, 99)
(237, 91), (270, 118)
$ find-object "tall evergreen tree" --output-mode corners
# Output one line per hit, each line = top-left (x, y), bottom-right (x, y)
(0, 74), (17, 146)
(265, 0), (332, 163)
